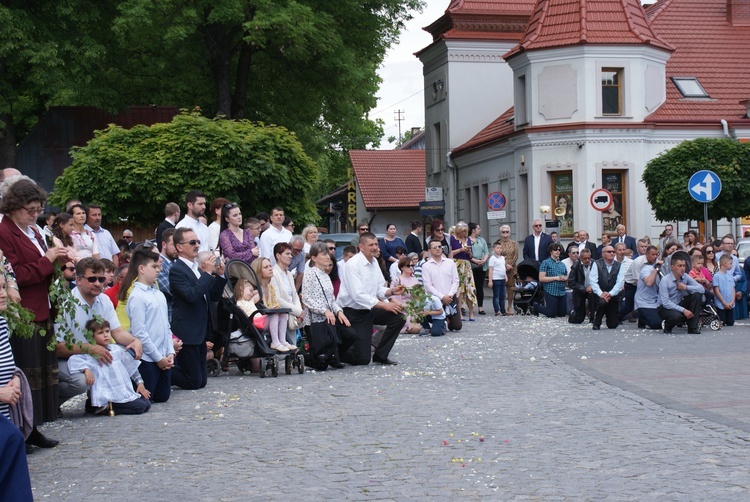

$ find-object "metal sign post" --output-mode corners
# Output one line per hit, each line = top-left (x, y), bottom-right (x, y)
(688, 170), (721, 241)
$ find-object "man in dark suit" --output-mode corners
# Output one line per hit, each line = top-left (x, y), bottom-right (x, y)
(614, 224), (638, 255)
(567, 248), (595, 323)
(522, 219), (552, 262)
(405, 220), (425, 257)
(155, 201), (180, 252)
(576, 230), (598, 258)
(169, 228), (226, 390)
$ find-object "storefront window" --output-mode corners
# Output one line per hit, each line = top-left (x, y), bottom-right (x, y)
(552, 172), (574, 237)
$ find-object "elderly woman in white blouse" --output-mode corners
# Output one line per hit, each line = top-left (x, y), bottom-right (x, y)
(301, 242), (350, 369)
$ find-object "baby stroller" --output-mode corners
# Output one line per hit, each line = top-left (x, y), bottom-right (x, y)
(208, 259), (305, 378)
(513, 259), (544, 315)
(660, 304), (723, 333)
(699, 303), (722, 331)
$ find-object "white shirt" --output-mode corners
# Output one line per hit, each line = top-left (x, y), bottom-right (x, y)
(533, 234), (541, 261)
(488, 254), (506, 280)
(85, 225), (120, 261)
(337, 252), (388, 310)
(208, 221), (221, 251)
(259, 225), (292, 265)
(176, 215), (210, 253)
(179, 256), (201, 279)
(389, 261), (401, 282)
(55, 288), (121, 344)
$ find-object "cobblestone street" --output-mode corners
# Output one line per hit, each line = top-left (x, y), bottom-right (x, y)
(29, 314), (750, 500)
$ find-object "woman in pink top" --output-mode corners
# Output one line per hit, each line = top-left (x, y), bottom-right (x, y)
(69, 204), (99, 259)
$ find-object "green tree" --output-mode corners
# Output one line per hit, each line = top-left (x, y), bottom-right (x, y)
(642, 138), (750, 221)
(49, 111), (320, 226)
(2, 0), (422, 174)
(0, 1), (116, 166)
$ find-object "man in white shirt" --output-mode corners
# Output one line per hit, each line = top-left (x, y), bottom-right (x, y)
(259, 207), (292, 265)
(175, 190), (210, 253)
(55, 257), (143, 410)
(84, 204), (120, 265)
(422, 238), (460, 330)
(337, 232), (405, 365)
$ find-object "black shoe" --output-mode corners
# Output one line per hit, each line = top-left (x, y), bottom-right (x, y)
(25, 444), (35, 455)
(478, 310), (486, 315)
(529, 305), (538, 317)
(26, 429), (59, 449)
(328, 358), (345, 369)
(637, 322), (646, 329)
(688, 329), (701, 334)
(663, 328), (672, 334)
(372, 355), (398, 366)
(592, 324), (600, 330)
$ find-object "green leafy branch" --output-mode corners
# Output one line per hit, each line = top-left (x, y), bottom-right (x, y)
(402, 284), (430, 323)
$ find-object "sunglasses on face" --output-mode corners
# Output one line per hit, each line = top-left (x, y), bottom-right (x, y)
(359, 227), (369, 232)
(61, 266), (76, 272)
(82, 276), (107, 283)
(327, 247), (336, 251)
(179, 239), (201, 246)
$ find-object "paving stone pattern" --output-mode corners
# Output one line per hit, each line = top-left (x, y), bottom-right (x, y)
(28, 314), (750, 500)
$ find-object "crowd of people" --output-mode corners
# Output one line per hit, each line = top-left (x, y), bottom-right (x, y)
(524, 220), (749, 334)
(0, 167), (748, 496)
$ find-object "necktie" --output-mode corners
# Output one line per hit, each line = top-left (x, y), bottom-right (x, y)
(32, 226), (48, 252)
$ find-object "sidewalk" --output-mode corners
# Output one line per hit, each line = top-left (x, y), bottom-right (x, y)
(27, 313), (750, 500)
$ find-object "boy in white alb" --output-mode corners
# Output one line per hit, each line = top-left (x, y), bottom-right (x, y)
(68, 320), (151, 415)
(487, 241), (509, 316)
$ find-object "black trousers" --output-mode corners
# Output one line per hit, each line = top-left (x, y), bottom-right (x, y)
(618, 282), (637, 320)
(112, 396), (151, 415)
(139, 361), (172, 403)
(172, 343), (207, 390)
(594, 294), (621, 329)
(658, 292), (703, 331)
(472, 267), (486, 311)
(570, 290), (595, 323)
(340, 307), (405, 365)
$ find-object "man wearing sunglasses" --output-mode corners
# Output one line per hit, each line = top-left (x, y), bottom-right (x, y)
(169, 228), (226, 389)
(55, 258), (143, 411)
(522, 219), (552, 263)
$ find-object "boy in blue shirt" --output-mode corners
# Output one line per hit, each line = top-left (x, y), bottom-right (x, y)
(712, 254), (736, 327)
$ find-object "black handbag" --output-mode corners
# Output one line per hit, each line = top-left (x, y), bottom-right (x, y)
(308, 273), (342, 370)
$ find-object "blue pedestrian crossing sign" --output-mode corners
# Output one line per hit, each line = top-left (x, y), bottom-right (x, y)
(688, 170), (721, 203)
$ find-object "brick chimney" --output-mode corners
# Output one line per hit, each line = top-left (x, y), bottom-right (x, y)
(728, 0), (750, 26)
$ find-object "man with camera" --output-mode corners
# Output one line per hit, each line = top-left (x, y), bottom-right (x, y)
(634, 246), (664, 329)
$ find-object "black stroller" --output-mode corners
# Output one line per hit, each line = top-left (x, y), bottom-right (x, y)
(513, 259), (544, 315)
(208, 259), (305, 378)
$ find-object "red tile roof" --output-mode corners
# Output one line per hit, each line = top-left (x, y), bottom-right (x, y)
(645, 0), (750, 122)
(421, 0), (536, 47)
(505, 0), (673, 58)
(349, 150), (426, 209)
(452, 107), (516, 154)
(446, 0), (537, 16)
